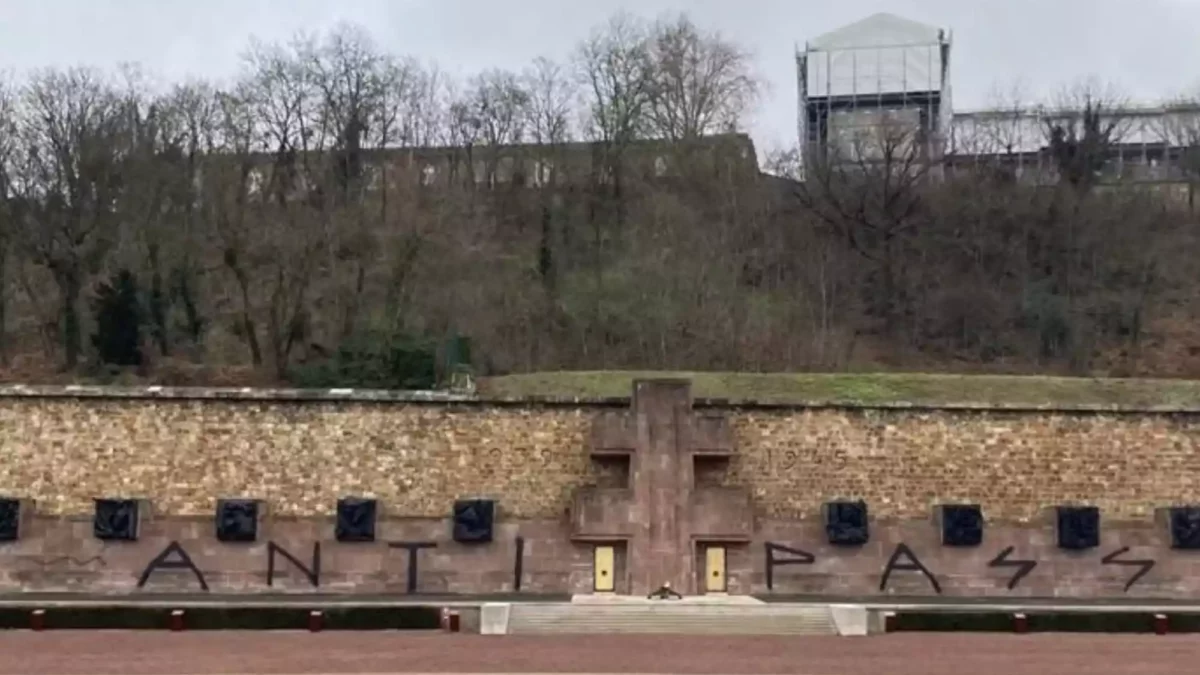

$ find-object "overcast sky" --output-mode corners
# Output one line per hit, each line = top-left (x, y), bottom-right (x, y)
(4, 0), (1200, 153)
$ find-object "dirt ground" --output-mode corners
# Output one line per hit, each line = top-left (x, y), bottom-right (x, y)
(0, 632), (1197, 675)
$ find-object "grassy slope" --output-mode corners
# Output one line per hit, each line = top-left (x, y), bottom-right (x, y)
(477, 371), (1200, 408)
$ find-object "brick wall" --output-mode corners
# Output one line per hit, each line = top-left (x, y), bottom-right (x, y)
(1, 383), (1199, 598)
(0, 388), (1197, 522)
(730, 408), (1200, 521)
(0, 393), (595, 517)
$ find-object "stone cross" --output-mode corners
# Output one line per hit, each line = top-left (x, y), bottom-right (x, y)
(571, 379), (752, 595)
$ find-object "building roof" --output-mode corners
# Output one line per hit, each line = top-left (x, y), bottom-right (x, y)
(808, 12), (946, 51)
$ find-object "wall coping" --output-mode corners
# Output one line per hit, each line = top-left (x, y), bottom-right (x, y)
(2, 383), (1200, 414)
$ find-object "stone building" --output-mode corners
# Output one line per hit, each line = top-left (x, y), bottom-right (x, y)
(229, 133), (761, 202)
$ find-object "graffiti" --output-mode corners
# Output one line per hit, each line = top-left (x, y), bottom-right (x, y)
(137, 541), (208, 591)
(879, 544), (941, 594)
(388, 541), (437, 593)
(763, 540), (1162, 595)
(513, 536), (525, 591)
(11, 517), (1169, 596)
(988, 546), (1038, 590)
(266, 542), (320, 588)
(1101, 547), (1156, 592)
(763, 542), (814, 591)
(113, 535), (527, 594)
(26, 555), (107, 572)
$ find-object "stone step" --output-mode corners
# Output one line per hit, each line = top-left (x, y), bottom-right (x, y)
(505, 603), (839, 635)
(570, 593), (766, 605)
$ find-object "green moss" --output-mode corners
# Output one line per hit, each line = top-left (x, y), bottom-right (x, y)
(478, 371), (1200, 408)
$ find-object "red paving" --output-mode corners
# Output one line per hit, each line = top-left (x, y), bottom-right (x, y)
(0, 632), (1198, 675)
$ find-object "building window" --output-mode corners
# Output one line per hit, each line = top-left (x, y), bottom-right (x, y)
(532, 160), (554, 187)
(654, 155), (668, 177)
(421, 164), (437, 186)
(363, 163), (382, 191)
(246, 168), (264, 196)
(291, 167), (310, 196)
(496, 157), (515, 184)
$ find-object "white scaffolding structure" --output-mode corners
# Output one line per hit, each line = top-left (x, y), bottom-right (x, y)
(796, 12), (1200, 198)
(797, 13), (952, 175)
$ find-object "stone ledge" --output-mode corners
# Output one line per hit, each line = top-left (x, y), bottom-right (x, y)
(0, 383), (1198, 414)
(699, 399), (1200, 414)
(0, 384), (627, 408)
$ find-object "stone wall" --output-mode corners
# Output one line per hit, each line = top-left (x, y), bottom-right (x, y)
(0, 382), (1198, 599)
(4, 388), (1197, 522)
(0, 392), (597, 517)
(730, 408), (1200, 521)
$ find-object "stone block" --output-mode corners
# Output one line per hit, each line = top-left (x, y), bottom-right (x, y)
(480, 603), (511, 634)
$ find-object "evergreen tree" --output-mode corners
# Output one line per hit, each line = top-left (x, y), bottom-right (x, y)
(91, 270), (144, 366)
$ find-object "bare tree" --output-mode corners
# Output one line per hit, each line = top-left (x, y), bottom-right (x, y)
(200, 81), (264, 366)
(0, 74), (17, 361)
(298, 24), (396, 346)
(949, 80), (1044, 181)
(11, 68), (126, 369)
(300, 24), (390, 199)
(524, 57), (575, 149)
(104, 65), (190, 360)
(372, 59), (444, 338)
(392, 60), (444, 149)
(1154, 93), (1200, 202)
(576, 12), (654, 149)
(452, 69), (530, 188)
(235, 38), (332, 377)
(645, 13), (760, 141)
(571, 13), (657, 356)
(796, 116), (933, 335)
(161, 80), (225, 349)
(468, 70), (530, 149)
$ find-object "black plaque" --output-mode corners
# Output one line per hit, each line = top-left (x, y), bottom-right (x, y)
(941, 504), (984, 547)
(336, 497), (377, 543)
(215, 499), (259, 542)
(94, 499), (139, 541)
(452, 499), (495, 543)
(825, 500), (869, 546)
(1056, 506), (1100, 550)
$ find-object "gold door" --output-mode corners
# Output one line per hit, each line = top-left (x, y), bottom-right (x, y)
(594, 545), (615, 592)
(705, 545), (727, 592)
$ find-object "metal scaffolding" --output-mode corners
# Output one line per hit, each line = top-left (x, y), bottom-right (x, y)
(799, 12), (1200, 197)
(797, 13), (952, 176)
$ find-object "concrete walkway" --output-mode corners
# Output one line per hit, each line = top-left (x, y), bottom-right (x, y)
(2, 633), (1196, 675)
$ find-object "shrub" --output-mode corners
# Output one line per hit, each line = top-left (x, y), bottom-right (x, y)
(288, 331), (437, 390)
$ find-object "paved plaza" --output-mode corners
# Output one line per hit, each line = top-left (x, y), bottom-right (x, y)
(0, 632), (1198, 675)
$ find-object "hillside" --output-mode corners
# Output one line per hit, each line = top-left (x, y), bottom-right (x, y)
(2, 21), (1200, 386)
(478, 371), (1200, 408)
